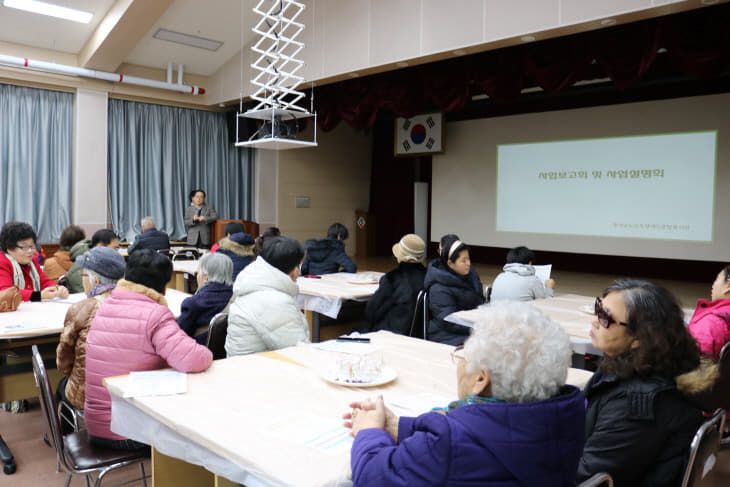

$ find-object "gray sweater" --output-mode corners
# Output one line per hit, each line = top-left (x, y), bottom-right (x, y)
(490, 263), (554, 302)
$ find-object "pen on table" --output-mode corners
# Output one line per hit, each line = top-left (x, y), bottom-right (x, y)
(336, 337), (371, 343)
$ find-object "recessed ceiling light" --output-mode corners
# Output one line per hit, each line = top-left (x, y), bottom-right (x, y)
(153, 28), (223, 51)
(347, 72), (359, 78)
(601, 18), (616, 26)
(3, 0), (93, 23)
(701, 0), (718, 4)
(452, 49), (467, 56)
(521, 35), (536, 42)
(396, 62), (409, 68)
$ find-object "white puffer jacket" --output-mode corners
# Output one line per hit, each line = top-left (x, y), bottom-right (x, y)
(225, 257), (309, 356)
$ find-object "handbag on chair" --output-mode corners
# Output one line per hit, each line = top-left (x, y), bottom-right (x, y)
(0, 286), (21, 312)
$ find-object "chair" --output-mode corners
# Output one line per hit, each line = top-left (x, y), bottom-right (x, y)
(680, 408), (726, 487)
(157, 249), (174, 260)
(578, 472), (613, 487)
(715, 341), (730, 448)
(408, 290), (429, 340)
(59, 399), (84, 433)
(172, 249), (200, 261)
(31, 345), (149, 487)
(206, 313), (229, 360)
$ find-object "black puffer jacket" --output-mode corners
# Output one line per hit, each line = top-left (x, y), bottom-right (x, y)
(365, 262), (426, 335)
(577, 365), (715, 487)
(424, 259), (484, 345)
(301, 238), (356, 275)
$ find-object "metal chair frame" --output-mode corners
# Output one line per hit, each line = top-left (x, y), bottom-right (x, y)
(408, 290), (429, 340)
(31, 345), (149, 487)
(680, 408), (726, 487)
(578, 472), (614, 487)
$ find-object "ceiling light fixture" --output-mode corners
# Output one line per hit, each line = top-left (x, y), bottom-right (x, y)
(601, 18), (616, 26)
(521, 35), (536, 42)
(396, 61), (409, 68)
(153, 28), (223, 51)
(453, 49), (467, 56)
(3, 0), (92, 23)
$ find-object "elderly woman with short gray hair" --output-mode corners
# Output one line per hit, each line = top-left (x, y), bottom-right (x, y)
(344, 301), (586, 486)
(177, 252), (234, 343)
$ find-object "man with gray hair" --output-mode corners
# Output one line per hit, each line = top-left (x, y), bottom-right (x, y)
(128, 216), (170, 254)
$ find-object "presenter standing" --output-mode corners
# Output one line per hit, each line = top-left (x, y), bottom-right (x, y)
(184, 189), (218, 248)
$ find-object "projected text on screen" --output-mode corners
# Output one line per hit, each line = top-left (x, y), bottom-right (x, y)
(496, 131), (716, 242)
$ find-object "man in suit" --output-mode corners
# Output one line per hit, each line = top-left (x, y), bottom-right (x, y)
(128, 217), (170, 254)
(184, 189), (218, 248)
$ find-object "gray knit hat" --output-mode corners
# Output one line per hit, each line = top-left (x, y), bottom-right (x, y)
(77, 246), (126, 280)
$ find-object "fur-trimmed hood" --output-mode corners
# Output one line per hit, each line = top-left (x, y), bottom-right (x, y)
(219, 237), (255, 257)
(115, 279), (167, 306)
(676, 358), (718, 396)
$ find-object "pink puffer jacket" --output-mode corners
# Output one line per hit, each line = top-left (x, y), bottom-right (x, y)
(688, 298), (730, 361)
(84, 279), (213, 440)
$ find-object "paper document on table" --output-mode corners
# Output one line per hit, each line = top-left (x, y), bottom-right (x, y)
(533, 264), (552, 286)
(123, 370), (187, 398)
(53, 293), (87, 304)
(387, 391), (455, 416)
(266, 415), (353, 454)
(0, 321), (48, 333)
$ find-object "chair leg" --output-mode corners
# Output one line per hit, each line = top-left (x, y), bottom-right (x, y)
(86, 473), (93, 487)
(64, 473), (72, 487)
(140, 462), (148, 487)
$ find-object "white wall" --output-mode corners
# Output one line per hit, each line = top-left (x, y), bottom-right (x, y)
(432, 92), (730, 262)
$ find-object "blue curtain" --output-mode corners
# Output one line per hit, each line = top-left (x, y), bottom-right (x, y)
(107, 99), (255, 242)
(0, 83), (73, 242)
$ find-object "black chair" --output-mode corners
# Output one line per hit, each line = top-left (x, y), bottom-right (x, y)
(206, 313), (229, 360)
(31, 345), (149, 487)
(172, 249), (200, 261)
(156, 249), (174, 260)
(57, 274), (69, 288)
(715, 341), (730, 448)
(578, 472), (613, 487)
(408, 290), (428, 340)
(680, 408), (726, 487)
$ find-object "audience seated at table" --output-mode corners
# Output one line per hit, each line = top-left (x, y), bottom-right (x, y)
(43, 224), (85, 281)
(344, 301), (585, 486)
(0, 221), (69, 301)
(577, 279), (716, 486)
(177, 252), (234, 343)
(127, 216), (170, 254)
(210, 221), (244, 253)
(226, 236), (309, 356)
(56, 246), (126, 413)
(365, 234), (427, 335)
(301, 222), (356, 275)
(254, 226), (280, 256)
(65, 229), (120, 294)
(424, 235), (484, 345)
(216, 232), (255, 280)
(688, 264), (730, 361)
(490, 246), (556, 302)
(84, 249), (213, 450)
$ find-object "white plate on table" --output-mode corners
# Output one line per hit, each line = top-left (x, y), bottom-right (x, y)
(320, 366), (397, 388)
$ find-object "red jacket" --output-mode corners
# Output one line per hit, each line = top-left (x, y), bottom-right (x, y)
(688, 299), (730, 360)
(0, 252), (56, 301)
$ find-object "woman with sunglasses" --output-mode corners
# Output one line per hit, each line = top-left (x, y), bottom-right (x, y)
(0, 221), (68, 301)
(577, 279), (716, 486)
(687, 264), (730, 361)
(345, 302), (585, 486)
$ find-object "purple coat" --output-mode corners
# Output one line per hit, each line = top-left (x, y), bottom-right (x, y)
(351, 385), (585, 486)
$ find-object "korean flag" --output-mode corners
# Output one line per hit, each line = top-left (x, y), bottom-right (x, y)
(395, 113), (443, 156)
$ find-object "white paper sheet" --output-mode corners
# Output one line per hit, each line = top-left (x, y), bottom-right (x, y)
(533, 264), (552, 286)
(123, 370), (188, 398)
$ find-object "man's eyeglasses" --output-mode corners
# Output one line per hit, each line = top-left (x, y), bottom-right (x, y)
(15, 245), (35, 253)
(594, 297), (628, 328)
(451, 344), (465, 363)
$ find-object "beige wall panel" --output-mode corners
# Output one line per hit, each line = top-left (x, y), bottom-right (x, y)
(207, 47), (253, 106)
(277, 124), (371, 255)
(299, 0), (326, 85)
(321, 0), (370, 76)
(484, 0), (560, 41)
(421, 0), (483, 54)
(369, 0), (421, 66)
(561, 0), (652, 24)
